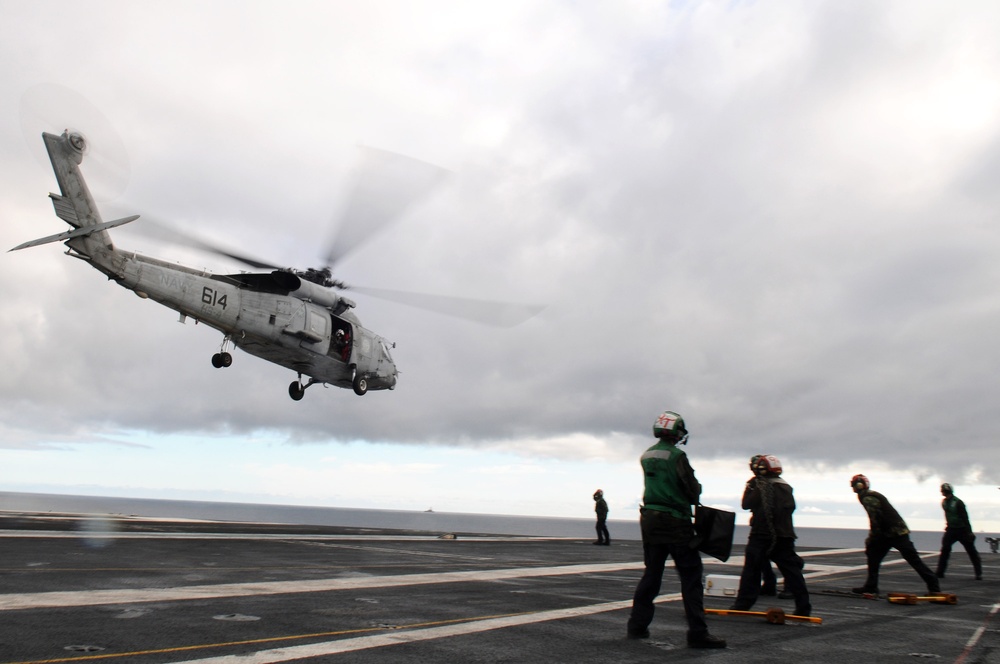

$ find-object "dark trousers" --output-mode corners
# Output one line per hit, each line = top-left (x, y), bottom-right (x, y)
(864, 534), (940, 592)
(595, 517), (610, 544)
(628, 512), (707, 637)
(937, 528), (982, 577)
(761, 559), (777, 593)
(733, 535), (811, 615)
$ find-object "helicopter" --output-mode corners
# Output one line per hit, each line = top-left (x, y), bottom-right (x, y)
(11, 129), (542, 400)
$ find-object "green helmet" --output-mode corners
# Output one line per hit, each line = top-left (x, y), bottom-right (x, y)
(653, 411), (688, 444)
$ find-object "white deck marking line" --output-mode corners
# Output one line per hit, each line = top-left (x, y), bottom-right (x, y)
(0, 548), (868, 612)
(1, 550), (880, 663)
(953, 602), (1000, 664)
(172, 561), (875, 663)
(714, 549), (935, 576)
(801, 548), (866, 556)
(172, 596), (664, 664)
(0, 530), (549, 542)
(293, 540), (495, 562)
(0, 561), (644, 611)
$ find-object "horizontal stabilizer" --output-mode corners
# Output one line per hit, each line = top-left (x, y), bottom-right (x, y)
(9, 215), (139, 252)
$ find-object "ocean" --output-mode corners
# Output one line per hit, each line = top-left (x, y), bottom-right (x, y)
(0, 491), (947, 551)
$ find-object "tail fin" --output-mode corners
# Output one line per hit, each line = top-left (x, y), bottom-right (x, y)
(41, 130), (116, 259)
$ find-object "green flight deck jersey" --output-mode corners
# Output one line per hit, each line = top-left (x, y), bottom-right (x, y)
(639, 440), (701, 520)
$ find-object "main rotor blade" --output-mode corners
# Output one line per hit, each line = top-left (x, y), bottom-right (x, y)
(345, 285), (545, 328)
(323, 146), (450, 269)
(122, 215), (282, 270)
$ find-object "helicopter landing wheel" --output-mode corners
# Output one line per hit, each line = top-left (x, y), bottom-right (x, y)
(289, 381), (305, 401)
(352, 374), (368, 396)
(211, 352), (234, 368)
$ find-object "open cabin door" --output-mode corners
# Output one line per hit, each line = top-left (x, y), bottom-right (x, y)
(328, 316), (354, 363)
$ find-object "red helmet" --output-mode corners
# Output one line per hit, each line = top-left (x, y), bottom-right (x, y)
(851, 474), (870, 492)
(751, 455), (782, 477)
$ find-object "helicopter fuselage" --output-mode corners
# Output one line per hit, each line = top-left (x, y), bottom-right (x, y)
(19, 130), (398, 399)
(119, 255), (398, 393)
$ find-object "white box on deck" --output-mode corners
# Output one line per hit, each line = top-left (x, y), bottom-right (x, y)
(704, 574), (740, 596)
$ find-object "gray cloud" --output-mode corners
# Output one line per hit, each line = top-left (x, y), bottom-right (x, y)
(1, 1), (999, 488)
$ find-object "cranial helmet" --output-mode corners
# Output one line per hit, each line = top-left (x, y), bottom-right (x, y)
(851, 474), (870, 492)
(752, 455), (782, 477)
(653, 411), (688, 444)
(941, 483), (953, 495)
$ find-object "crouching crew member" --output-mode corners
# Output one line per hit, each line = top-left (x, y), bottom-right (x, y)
(851, 474), (941, 595)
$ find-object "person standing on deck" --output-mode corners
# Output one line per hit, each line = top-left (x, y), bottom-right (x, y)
(593, 489), (610, 545)
(936, 483), (983, 580)
(626, 410), (726, 649)
(729, 455), (811, 617)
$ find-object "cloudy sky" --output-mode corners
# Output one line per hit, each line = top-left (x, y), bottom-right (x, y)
(2, 1), (999, 534)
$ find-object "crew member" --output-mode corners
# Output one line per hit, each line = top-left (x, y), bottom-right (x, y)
(626, 410), (726, 649)
(850, 474), (941, 595)
(936, 483), (983, 580)
(334, 328), (351, 363)
(746, 455), (784, 598)
(730, 455), (811, 616)
(593, 489), (610, 545)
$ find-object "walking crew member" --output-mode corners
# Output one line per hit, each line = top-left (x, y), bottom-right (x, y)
(593, 489), (610, 545)
(936, 483), (983, 580)
(626, 410), (726, 649)
(730, 455), (811, 617)
(850, 474), (941, 595)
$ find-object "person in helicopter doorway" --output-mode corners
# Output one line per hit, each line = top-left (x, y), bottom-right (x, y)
(626, 410), (726, 648)
(334, 328), (351, 363)
(729, 455), (811, 617)
(936, 483), (983, 580)
(851, 474), (941, 595)
(593, 489), (610, 545)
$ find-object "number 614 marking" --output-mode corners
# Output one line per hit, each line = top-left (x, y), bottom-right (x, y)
(202, 286), (228, 309)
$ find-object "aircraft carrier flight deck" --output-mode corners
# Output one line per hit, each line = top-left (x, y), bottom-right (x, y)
(0, 511), (996, 663)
